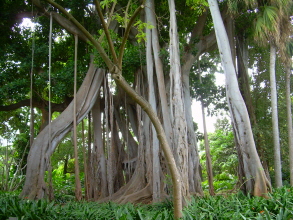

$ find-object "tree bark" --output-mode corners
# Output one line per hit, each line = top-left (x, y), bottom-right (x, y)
(168, 0), (191, 212)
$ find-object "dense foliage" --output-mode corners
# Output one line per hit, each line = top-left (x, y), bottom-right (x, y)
(1, 187), (293, 219)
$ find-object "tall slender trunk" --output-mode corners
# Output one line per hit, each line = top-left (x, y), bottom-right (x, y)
(200, 101), (214, 196)
(81, 120), (89, 200)
(270, 43), (282, 187)
(286, 65), (293, 186)
(73, 35), (82, 201)
(198, 62), (214, 196)
(105, 83), (114, 197)
(87, 112), (94, 199)
(145, 0), (161, 201)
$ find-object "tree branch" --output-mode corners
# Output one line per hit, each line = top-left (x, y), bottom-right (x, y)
(0, 98), (70, 113)
(31, 0), (88, 42)
(45, 0), (115, 71)
(118, 3), (145, 68)
(94, 0), (118, 64)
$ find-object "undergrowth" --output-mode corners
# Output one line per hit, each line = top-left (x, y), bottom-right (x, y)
(0, 187), (292, 219)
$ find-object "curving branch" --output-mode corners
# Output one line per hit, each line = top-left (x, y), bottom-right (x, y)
(94, 0), (119, 64)
(117, 3), (145, 68)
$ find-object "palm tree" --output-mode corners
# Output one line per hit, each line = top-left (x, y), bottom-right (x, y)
(253, 0), (293, 187)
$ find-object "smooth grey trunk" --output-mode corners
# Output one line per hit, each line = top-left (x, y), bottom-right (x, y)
(269, 44), (282, 187)
(286, 65), (293, 186)
(208, 0), (271, 196)
(145, 2), (160, 201)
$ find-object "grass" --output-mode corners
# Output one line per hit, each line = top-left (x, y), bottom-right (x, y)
(0, 187), (293, 219)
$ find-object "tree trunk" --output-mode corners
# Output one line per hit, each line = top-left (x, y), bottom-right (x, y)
(236, 36), (256, 124)
(81, 120), (89, 200)
(105, 82), (115, 197)
(236, 36), (271, 181)
(87, 112), (95, 199)
(269, 43), (282, 187)
(168, 0), (190, 209)
(208, 0), (271, 197)
(73, 34), (82, 201)
(92, 96), (108, 198)
(40, 108), (49, 131)
(201, 101), (214, 196)
(198, 62), (214, 196)
(99, 72), (151, 205)
(182, 72), (203, 196)
(286, 64), (293, 186)
(20, 64), (104, 199)
(201, 102), (215, 196)
(145, 1), (161, 201)
(146, 0), (173, 145)
(181, 13), (206, 198)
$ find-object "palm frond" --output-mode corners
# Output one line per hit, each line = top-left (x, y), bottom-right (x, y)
(253, 5), (280, 44)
